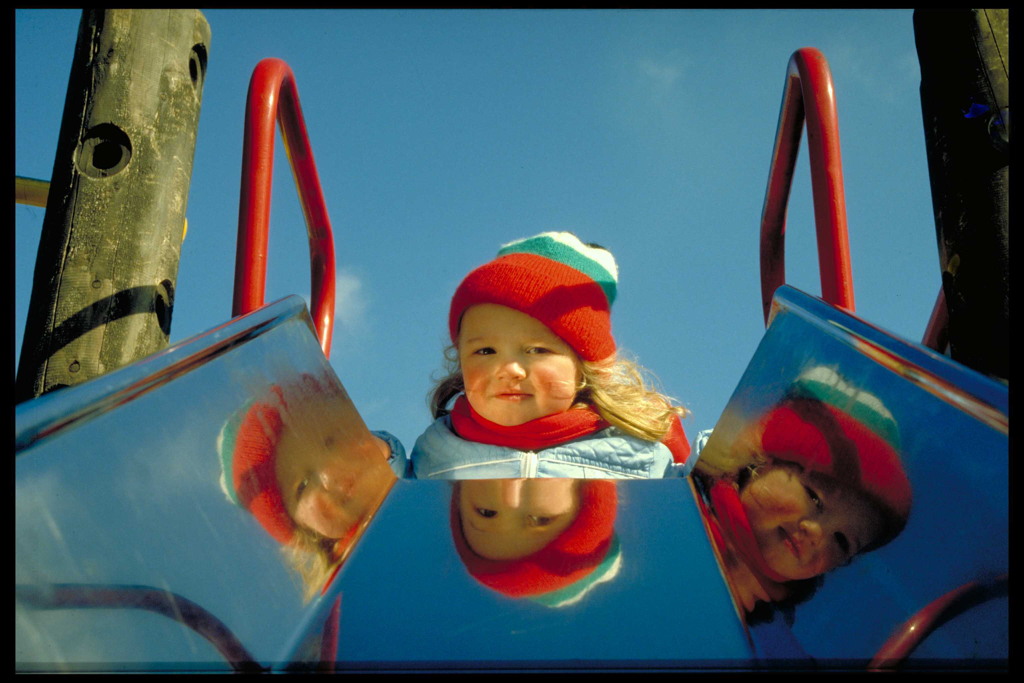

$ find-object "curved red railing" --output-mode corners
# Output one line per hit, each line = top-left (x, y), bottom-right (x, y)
(233, 58), (336, 359)
(760, 47), (854, 327)
(921, 286), (949, 353)
(16, 583), (265, 672)
(868, 574), (1008, 670)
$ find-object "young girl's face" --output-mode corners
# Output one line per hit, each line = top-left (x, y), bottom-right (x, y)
(274, 402), (395, 540)
(458, 304), (581, 426)
(458, 479), (581, 560)
(739, 463), (884, 581)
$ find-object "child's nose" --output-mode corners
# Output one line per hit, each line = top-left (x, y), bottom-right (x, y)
(799, 519), (824, 547)
(501, 479), (524, 508)
(497, 359), (527, 380)
(319, 467), (346, 493)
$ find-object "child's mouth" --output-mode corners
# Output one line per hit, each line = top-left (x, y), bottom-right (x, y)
(496, 393), (531, 401)
(779, 527), (801, 560)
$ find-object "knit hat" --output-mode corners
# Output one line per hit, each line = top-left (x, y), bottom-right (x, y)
(450, 480), (620, 603)
(218, 386), (295, 544)
(218, 374), (341, 545)
(757, 366), (912, 552)
(449, 232), (619, 361)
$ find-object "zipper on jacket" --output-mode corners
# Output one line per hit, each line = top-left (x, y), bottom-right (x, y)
(522, 451), (538, 477)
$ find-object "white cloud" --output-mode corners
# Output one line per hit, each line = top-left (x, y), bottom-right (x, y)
(334, 269), (367, 332)
(300, 268), (368, 353)
(639, 58), (682, 89)
(636, 51), (689, 101)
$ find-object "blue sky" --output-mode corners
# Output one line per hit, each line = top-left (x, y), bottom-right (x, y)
(15, 9), (939, 453)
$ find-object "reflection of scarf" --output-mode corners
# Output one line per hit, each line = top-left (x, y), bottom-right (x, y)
(450, 394), (608, 451)
(708, 480), (790, 602)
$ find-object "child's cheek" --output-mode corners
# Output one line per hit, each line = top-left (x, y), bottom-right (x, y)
(533, 366), (577, 400)
(542, 379), (578, 401)
(460, 362), (489, 394)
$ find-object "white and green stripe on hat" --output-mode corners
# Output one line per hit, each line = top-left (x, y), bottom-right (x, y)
(498, 231), (619, 307)
(528, 534), (622, 608)
(217, 397), (256, 507)
(790, 366), (900, 450)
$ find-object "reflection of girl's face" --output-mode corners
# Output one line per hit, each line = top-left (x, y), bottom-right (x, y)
(740, 463), (883, 581)
(274, 418), (393, 541)
(459, 479), (581, 560)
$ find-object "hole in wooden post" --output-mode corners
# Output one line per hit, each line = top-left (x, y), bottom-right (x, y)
(92, 141), (123, 170)
(76, 123), (132, 178)
(189, 44), (208, 93)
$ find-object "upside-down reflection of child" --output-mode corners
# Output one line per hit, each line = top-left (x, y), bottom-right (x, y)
(410, 232), (691, 479)
(691, 367), (913, 614)
(451, 479), (622, 607)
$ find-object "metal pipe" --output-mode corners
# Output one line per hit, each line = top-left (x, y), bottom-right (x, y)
(233, 58), (336, 359)
(868, 574), (1008, 669)
(759, 47), (854, 327)
(16, 583), (265, 672)
(15, 176), (50, 208)
(921, 287), (949, 354)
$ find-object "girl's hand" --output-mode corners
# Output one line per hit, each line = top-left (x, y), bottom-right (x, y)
(371, 435), (391, 460)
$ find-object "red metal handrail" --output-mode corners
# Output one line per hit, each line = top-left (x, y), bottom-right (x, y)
(760, 48), (855, 327)
(233, 58), (336, 359)
(868, 573), (1008, 670)
(16, 583), (265, 672)
(921, 286), (949, 353)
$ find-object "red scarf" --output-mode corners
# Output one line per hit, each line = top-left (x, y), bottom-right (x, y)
(450, 395), (609, 451)
(707, 480), (791, 602)
(661, 414), (691, 465)
(450, 395), (692, 462)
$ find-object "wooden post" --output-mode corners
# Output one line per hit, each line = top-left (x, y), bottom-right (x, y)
(16, 10), (211, 403)
(914, 9), (1008, 381)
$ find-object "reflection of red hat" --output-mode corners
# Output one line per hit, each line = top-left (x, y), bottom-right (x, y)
(218, 386), (296, 544)
(758, 369), (912, 550)
(450, 480), (618, 598)
(218, 374), (343, 545)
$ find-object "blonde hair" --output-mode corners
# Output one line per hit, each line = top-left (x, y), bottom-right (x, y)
(429, 342), (688, 443)
(282, 527), (340, 604)
(690, 409), (769, 482)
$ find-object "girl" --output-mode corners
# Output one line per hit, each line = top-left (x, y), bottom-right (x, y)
(218, 373), (401, 601)
(690, 366), (913, 615)
(411, 231), (691, 479)
(451, 478), (622, 607)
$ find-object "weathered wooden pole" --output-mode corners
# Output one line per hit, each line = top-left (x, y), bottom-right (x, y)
(16, 10), (211, 403)
(914, 9), (1008, 381)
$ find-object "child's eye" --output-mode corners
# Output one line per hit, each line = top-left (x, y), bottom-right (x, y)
(473, 347), (495, 356)
(475, 508), (497, 518)
(527, 346), (550, 354)
(297, 478), (309, 498)
(528, 515), (553, 527)
(804, 486), (823, 511)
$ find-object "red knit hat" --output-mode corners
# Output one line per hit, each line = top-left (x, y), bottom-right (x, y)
(218, 385), (295, 544)
(449, 232), (619, 362)
(450, 480), (619, 599)
(756, 367), (912, 551)
(217, 374), (342, 545)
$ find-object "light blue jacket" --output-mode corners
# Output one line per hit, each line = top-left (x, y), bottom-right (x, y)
(372, 430), (413, 479)
(407, 415), (696, 480)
